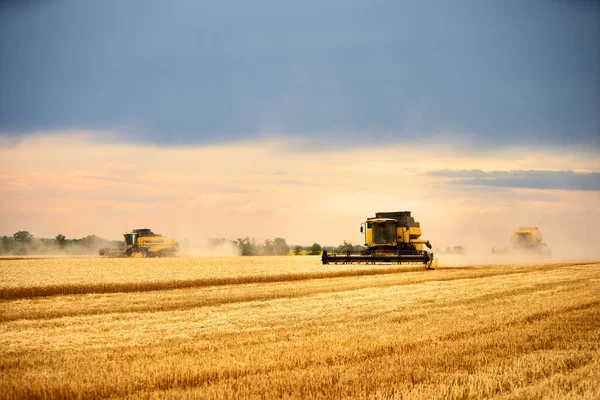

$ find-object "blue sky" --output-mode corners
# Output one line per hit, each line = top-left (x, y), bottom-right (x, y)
(429, 169), (600, 191)
(1, 0), (599, 147)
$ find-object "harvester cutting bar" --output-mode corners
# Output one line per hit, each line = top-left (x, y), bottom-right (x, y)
(321, 250), (437, 269)
(99, 248), (126, 257)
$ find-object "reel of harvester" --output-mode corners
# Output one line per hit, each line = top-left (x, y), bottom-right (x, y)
(98, 248), (127, 257)
(321, 249), (437, 269)
(321, 211), (438, 270)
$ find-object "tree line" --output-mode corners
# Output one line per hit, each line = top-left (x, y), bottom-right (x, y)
(1, 230), (362, 256)
(207, 237), (323, 256)
(1, 231), (122, 255)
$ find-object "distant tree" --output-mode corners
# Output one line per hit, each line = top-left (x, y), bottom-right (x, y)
(12, 231), (34, 254)
(337, 240), (356, 252)
(293, 245), (302, 255)
(263, 239), (274, 255)
(309, 243), (322, 255)
(69, 235), (108, 254)
(235, 237), (258, 256)
(55, 234), (67, 248)
(272, 237), (290, 255)
(80, 235), (100, 249)
(1, 236), (13, 254)
(13, 231), (34, 243)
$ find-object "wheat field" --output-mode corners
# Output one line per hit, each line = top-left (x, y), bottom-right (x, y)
(1, 256), (599, 399)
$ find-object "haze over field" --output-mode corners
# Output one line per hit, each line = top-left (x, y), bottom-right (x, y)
(1, 1), (599, 258)
(1, 134), (599, 259)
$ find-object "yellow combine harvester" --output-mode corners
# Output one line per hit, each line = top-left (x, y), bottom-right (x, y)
(99, 229), (178, 258)
(322, 211), (438, 269)
(492, 227), (551, 257)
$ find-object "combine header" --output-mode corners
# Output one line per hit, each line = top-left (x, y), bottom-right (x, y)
(322, 211), (437, 269)
(99, 229), (178, 258)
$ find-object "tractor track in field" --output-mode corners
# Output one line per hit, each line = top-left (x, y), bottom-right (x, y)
(2, 262), (597, 322)
(0, 260), (596, 300)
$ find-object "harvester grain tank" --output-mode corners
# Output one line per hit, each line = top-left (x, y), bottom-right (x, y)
(322, 211), (437, 269)
(99, 229), (178, 257)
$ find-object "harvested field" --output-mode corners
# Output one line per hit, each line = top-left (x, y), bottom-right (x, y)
(1, 257), (599, 399)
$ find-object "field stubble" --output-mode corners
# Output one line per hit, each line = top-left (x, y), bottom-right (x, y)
(0, 256), (599, 399)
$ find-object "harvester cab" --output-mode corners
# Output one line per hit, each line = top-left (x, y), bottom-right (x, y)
(124, 233), (137, 247)
(362, 218), (398, 245)
(322, 211), (437, 269)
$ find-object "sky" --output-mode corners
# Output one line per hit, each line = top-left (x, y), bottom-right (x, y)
(1, 1), (599, 258)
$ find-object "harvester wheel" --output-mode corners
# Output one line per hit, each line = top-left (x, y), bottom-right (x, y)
(140, 248), (148, 258)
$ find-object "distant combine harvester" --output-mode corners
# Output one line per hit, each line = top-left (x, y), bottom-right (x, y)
(492, 227), (551, 257)
(99, 229), (178, 258)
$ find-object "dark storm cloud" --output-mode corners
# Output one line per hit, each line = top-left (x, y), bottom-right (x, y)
(1, 0), (599, 147)
(429, 170), (600, 191)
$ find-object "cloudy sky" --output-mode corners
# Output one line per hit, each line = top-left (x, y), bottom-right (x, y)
(1, 1), (599, 256)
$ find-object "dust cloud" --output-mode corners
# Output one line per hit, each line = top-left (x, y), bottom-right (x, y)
(428, 211), (600, 267)
(176, 238), (241, 257)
